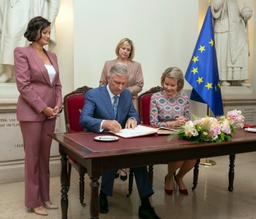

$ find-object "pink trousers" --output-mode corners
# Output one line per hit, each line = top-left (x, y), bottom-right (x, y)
(20, 119), (55, 208)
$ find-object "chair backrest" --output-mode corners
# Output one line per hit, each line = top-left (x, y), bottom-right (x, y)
(138, 86), (163, 125)
(63, 85), (92, 132)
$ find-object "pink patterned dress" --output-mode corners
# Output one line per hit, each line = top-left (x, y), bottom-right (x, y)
(150, 90), (190, 127)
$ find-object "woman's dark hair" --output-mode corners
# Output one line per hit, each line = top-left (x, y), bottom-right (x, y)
(24, 16), (51, 42)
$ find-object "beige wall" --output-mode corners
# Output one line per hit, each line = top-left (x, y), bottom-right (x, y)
(52, 0), (74, 99)
(1, 0), (255, 109)
(3, 0), (253, 127)
(72, 0), (199, 92)
(70, 0), (255, 90)
(51, 0), (255, 124)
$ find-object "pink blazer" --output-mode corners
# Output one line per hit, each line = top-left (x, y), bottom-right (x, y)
(14, 44), (62, 121)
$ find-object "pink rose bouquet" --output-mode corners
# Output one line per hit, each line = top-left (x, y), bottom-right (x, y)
(168, 110), (244, 143)
(226, 109), (245, 129)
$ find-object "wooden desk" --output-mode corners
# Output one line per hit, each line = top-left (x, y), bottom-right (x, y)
(50, 130), (256, 219)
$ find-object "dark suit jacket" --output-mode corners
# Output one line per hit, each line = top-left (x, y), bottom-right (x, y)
(79, 85), (140, 133)
(14, 44), (62, 121)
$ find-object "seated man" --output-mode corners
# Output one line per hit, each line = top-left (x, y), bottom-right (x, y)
(79, 63), (161, 219)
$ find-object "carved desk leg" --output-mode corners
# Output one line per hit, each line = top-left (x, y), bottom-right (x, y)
(148, 165), (154, 186)
(60, 146), (69, 219)
(79, 172), (86, 207)
(228, 154), (235, 192)
(192, 159), (200, 190)
(90, 177), (100, 219)
(126, 169), (133, 197)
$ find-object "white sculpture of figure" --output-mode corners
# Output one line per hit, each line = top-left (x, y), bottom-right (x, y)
(211, 0), (253, 86)
(0, 0), (60, 83)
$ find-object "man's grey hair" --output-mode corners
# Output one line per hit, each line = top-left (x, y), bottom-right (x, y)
(108, 63), (130, 79)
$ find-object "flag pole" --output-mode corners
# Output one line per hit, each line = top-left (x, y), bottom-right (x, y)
(200, 105), (216, 166)
(185, 5), (222, 166)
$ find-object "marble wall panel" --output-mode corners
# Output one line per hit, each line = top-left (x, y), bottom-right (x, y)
(0, 113), (60, 162)
(224, 105), (256, 124)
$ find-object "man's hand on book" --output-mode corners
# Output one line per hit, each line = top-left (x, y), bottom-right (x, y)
(125, 118), (137, 129)
(102, 120), (122, 133)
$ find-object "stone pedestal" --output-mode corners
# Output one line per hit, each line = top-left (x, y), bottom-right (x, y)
(221, 86), (256, 124)
(0, 84), (61, 183)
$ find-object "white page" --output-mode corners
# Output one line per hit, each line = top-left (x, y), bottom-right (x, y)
(112, 125), (157, 138)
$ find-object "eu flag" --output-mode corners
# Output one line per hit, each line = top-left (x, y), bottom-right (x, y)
(185, 6), (223, 117)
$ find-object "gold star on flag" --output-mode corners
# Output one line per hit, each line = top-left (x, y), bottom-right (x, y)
(192, 56), (199, 63)
(197, 77), (203, 84)
(205, 82), (212, 89)
(191, 68), (198, 74)
(198, 46), (205, 53)
(209, 39), (214, 46)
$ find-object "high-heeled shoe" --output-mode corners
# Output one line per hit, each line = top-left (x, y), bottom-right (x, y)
(174, 175), (188, 195)
(32, 206), (48, 216)
(164, 175), (173, 195)
(43, 201), (59, 209)
(120, 169), (127, 181)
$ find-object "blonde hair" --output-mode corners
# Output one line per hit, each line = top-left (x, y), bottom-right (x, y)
(115, 38), (135, 60)
(161, 67), (184, 92)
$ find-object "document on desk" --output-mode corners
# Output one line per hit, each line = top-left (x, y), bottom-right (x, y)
(110, 125), (179, 138)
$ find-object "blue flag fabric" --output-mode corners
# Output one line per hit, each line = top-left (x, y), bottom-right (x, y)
(185, 6), (223, 117)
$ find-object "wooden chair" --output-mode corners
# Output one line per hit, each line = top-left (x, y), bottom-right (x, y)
(138, 86), (163, 185)
(63, 85), (92, 206)
(138, 86), (200, 189)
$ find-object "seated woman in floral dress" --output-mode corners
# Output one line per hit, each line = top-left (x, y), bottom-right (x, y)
(150, 67), (196, 195)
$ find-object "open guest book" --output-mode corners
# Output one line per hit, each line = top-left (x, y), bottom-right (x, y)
(110, 125), (180, 139)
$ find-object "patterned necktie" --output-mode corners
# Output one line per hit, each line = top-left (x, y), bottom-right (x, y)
(113, 95), (119, 119)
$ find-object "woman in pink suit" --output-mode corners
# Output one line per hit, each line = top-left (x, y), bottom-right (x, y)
(14, 16), (62, 216)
